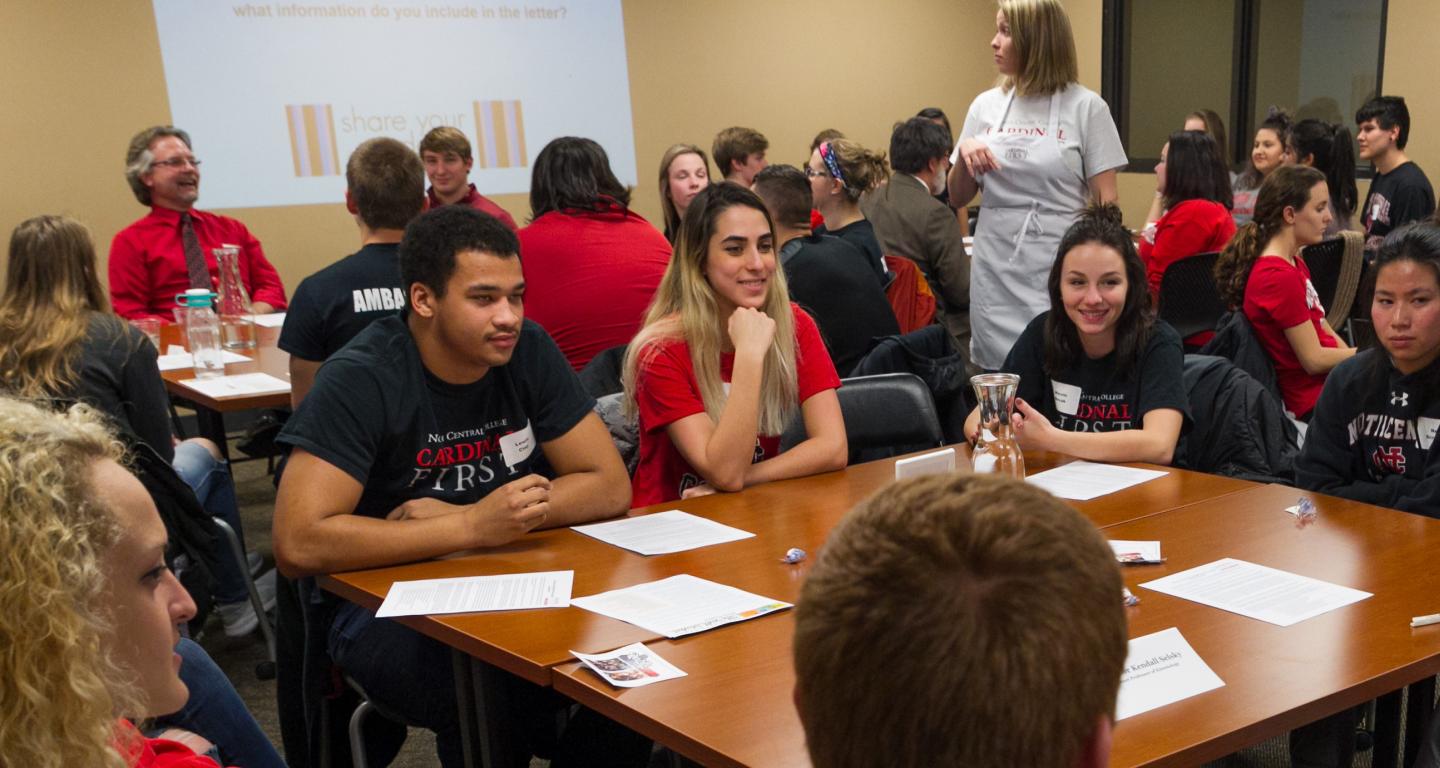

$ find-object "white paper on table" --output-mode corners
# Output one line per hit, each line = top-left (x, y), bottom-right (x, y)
(572, 574), (791, 638)
(375, 570), (573, 618)
(571, 510), (754, 556)
(1025, 461), (1167, 500)
(251, 312), (287, 328)
(570, 642), (687, 688)
(1110, 540), (1163, 563)
(1115, 627), (1225, 720)
(1140, 558), (1372, 627)
(156, 349), (251, 371)
(166, 344), (187, 356)
(177, 372), (290, 397)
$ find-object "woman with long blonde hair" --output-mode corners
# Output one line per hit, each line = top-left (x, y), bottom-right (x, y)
(0, 398), (220, 767)
(0, 215), (273, 638)
(623, 182), (847, 505)
(948, 0), (1127, 372)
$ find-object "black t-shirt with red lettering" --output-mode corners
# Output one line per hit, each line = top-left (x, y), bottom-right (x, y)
(1002, 312), (1190, 433)
(277, 314), (593, 520)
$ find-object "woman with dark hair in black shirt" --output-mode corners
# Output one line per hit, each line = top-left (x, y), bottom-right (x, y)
(965, 204), (1189, 464)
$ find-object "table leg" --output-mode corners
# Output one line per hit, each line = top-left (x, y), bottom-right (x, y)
(1375, 689), (1402, 768)
(1405, 677), (1436, 766)
(451, 651), (522, 768)
(193, 406), (231, 460)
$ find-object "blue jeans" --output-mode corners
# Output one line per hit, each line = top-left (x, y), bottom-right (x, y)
(155, 638), (286, 768)
(329, 604), (652, 768)
(172, 440), (249, 604)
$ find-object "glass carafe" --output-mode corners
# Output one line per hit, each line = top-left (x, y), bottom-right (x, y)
(970, 373), (1025, 478)
(214, 245), (256, 350)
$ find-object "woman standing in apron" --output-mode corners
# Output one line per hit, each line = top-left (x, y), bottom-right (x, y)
(948, 0), (1128, 371)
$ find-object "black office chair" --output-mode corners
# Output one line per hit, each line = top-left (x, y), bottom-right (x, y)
(1157, 251), (1226, 344)
(1303, 231), (1364, 326)
(780, 373), (944, 464)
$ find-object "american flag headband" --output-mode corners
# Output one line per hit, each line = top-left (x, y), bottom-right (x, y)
(818, 141), (849, 191)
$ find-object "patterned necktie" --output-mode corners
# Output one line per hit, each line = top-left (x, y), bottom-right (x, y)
(180, 212), (210, 289)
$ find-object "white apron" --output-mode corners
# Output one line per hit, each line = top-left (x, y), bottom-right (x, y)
(970, 88), (1089, 370)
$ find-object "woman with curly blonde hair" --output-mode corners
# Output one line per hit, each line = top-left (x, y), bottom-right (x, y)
(0, 398), (222, 767)
(623, 182), (847, 505)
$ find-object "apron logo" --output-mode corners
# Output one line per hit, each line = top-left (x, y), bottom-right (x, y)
(1004, 147), (1028, 162)
(1391, 390), (1410, 406)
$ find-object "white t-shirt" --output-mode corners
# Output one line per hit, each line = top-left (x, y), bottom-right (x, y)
(953, 84), (1128, 182)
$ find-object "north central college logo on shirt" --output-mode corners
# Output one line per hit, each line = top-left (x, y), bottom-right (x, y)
(408, 421), (535, 492)
(1050, 380), (1133, 432)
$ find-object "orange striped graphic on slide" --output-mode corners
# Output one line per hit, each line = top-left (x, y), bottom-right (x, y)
(285, 104), (340, 176)
(472, 100), (528, 169)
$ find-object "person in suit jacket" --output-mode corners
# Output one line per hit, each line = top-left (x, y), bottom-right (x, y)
(864, 117), (972, 357)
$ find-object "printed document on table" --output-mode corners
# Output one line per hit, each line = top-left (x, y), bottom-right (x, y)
(570, 642), (687, 688)
(572, 574), (791, 638)
(571, 510), (754, 555)
(251, 312), (287, 328)
(1140, 558), (1371, 626)
(156, 349), (251, 371)
(375, 570), (573, 618)
(1116, 627), (1225, 720)
(178, 372), (290, 397)
(1025, 461), (1167, 500)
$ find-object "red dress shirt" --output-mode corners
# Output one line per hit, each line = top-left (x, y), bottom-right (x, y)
(428, 183), (519, 231)
(108, 207), (288, 320)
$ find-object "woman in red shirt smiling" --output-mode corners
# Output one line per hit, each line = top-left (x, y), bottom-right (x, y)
(1214, 164), (1355, 419)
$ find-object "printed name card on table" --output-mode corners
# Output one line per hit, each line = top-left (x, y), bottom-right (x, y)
(1115, 627), (1225, 720)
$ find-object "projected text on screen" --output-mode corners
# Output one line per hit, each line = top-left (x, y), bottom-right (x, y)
(151, 1), (637, 209)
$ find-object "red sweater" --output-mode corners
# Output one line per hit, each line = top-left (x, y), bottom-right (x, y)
(1139, 199), (1236, 301)
(518, 205), (671, 371)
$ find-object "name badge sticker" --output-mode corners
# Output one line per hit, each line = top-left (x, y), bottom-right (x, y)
(1419, 417), (1439, 451)
(499, 421), (537, 468)
(1051, 380), (1081, 416)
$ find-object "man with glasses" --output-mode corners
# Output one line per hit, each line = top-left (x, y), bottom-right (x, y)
(110, 125), (287, 320)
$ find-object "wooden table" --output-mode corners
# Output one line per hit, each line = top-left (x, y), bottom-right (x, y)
(318, 450), (1251, 766)
(159, 321), (290, 456)
(550, 482), (1440, 768)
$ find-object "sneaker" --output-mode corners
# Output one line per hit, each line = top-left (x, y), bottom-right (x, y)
(246, 551), (265, 576)
(216, 568), (278, 638)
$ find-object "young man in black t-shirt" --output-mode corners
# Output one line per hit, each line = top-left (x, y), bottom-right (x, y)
(753, 164), (900, 374)
(274, 207), (636, 766)
(279, 137), (425, 407)
(1357, 96), (1436, 255)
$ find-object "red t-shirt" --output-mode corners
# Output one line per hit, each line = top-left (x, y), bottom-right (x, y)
(108, 207), (288, 321)
(518, 205), (671, 371)
(631, 307), (840, 507)
(115, 719), (223, 768)
(1243, 255), (1337, 417)
(428, 184), (519, 232)
(1140, 199), (1236, 301)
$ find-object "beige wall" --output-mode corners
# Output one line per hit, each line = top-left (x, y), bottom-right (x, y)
(0, 0), (994, 292)
(3, 0), (1437, 291)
